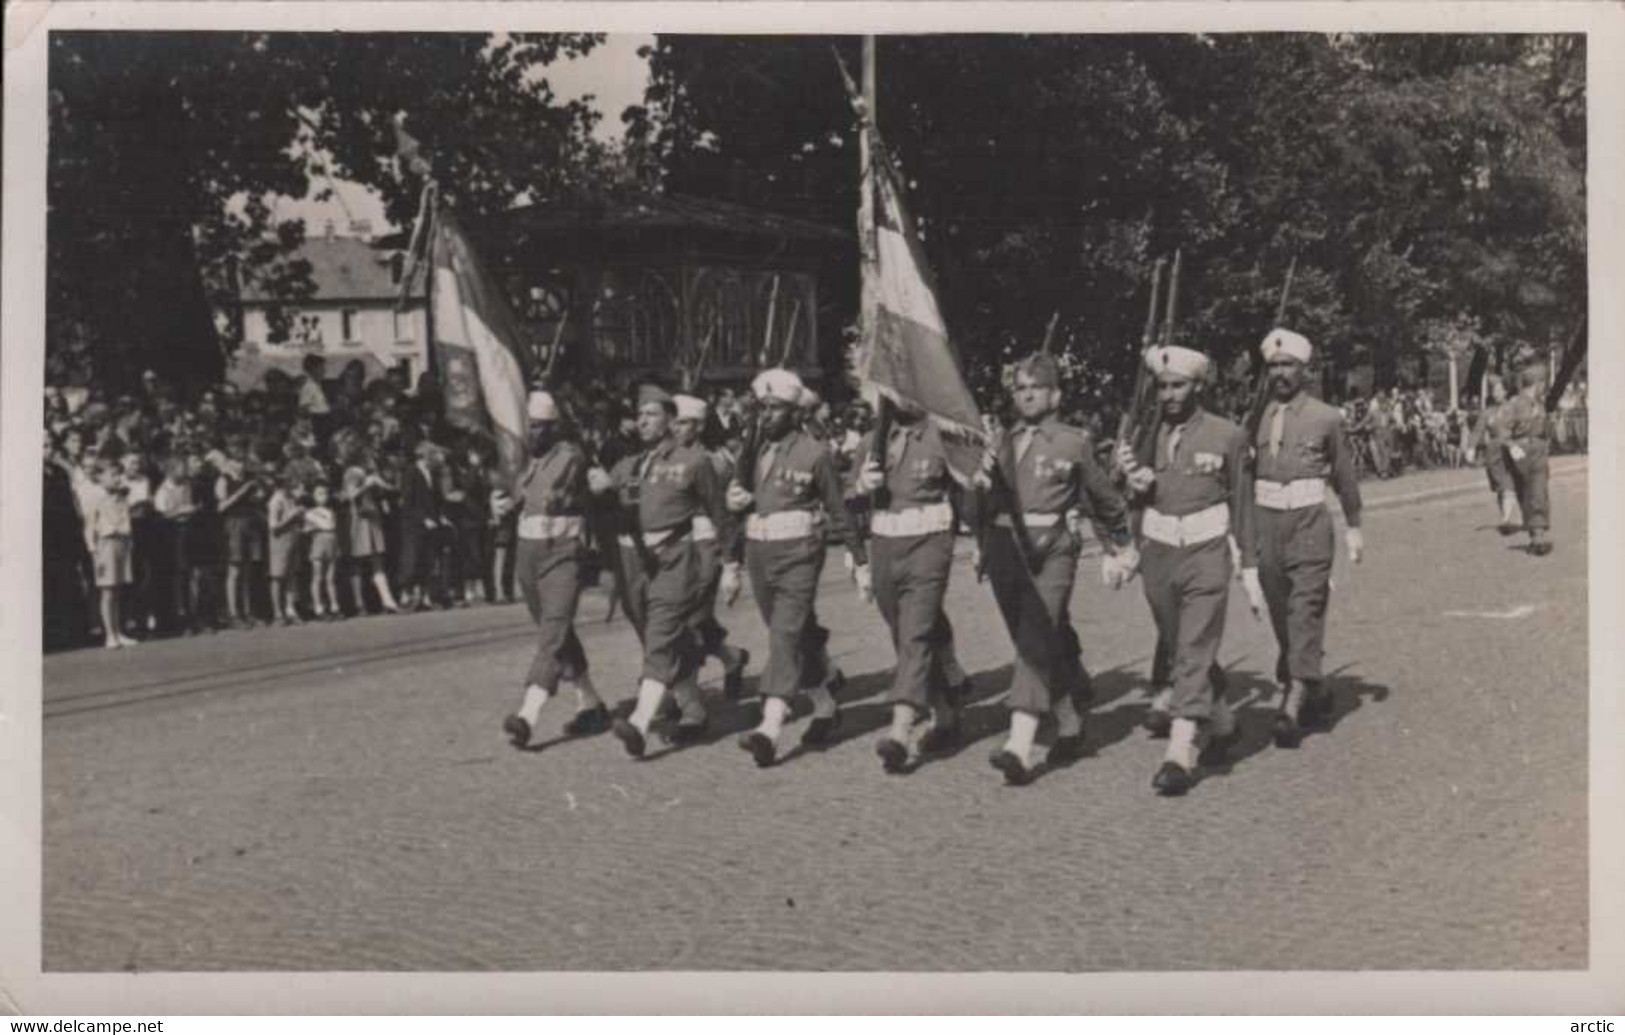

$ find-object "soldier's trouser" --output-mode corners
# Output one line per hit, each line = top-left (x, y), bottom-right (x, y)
(871, 529), (954, 711)
(515, 536), (588, 690)
(1140, 535), (1230, 722)
(693, 539), (730, 655)
(1507, 443), (1551, 532)
(746, 535), (826, 701)
(986, 525), (1083, 717)
(1485, 446), (1513, 497)
(1254, 504), (1335, 683)
(798, 613), (833, 689)
(615, 534), (705, 686)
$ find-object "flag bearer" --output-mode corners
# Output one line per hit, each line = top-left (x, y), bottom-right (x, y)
(974, 353), (1139, 786)
(1114, 346), (1263, 795)
(852, 397), (973, 772)
(1251, 329), (1365, 748)
(724, 369), (868, 768)
(591, 384), (725, 757)
(502, 390), (606, 749)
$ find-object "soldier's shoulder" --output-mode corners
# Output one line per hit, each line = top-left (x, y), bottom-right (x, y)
(1051, 420), (1093, 448)
(1303, 396), (1347, 425)
(1202, 410), (1246, 442)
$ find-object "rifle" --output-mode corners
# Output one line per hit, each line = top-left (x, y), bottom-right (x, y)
(1245, 255), (1298, 441)
(1116, 256), (1167, 461)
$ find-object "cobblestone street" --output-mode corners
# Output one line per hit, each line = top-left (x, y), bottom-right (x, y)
(41, 461), (1589, 972)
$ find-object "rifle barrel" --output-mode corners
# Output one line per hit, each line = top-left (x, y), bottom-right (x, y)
(1161, 249), (1183, 347)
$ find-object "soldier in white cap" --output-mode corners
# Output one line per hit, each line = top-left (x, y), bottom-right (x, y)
(1251, 329), (1365, 747)
(671, 392), (751, 696)
(724, 368), (868, 768)
(502, 389), (607, 749)
(1114, 345), (1263, 794)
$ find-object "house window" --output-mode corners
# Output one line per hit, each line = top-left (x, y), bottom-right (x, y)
(342, 308), (358, 343)
(393, 309), (413, 343)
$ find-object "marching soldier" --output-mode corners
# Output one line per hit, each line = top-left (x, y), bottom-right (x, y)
(1501, 363), (1555, 556)
(502, 390), (607, 749)
(672, 393), (751, 696)
(852, 398), (974, 773)
(723, 369), (868, 768)
(590, 384), (726, 757)
(1251, 329), (1365, 748)
(973, 353), (1139, 786)
(1114, 347), (1264, 795)
(1473, 375), (1522, 534)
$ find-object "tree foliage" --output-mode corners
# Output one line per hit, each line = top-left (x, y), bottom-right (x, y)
(632, 33), (1586, 404)
(47, 31), (602, 390)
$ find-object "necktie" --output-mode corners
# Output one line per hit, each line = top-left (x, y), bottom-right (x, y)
(1015, 426), (1036, 463)
(1268, 404), (1286, 458)
(1167, 424), (1183, 467)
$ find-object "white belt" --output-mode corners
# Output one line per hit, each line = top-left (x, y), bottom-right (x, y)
(518, 514), (582, 541)
(617, 526), (690, 549)
(692, 515), (717, 542)
(870, 502), (954, 538)
(746, 510), (819, 542)
(1140, 504), (1229, 547)
(1255, 478), (1326, 510)
(993, 512), (1062, 529)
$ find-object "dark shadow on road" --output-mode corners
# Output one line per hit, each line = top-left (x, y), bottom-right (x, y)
(1198, 662), (1390, 786)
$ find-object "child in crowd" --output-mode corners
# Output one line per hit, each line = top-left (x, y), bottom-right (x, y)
(153, 456), (197, 633)
(267, 471), (306, 625)
(216, 442), (265, 628)
(89, 459), (137, 649)
(304, 482), (341, 620)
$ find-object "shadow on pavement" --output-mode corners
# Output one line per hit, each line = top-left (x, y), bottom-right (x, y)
(1198, 663), (1390, 786)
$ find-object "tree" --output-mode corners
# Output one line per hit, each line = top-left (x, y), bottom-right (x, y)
(48, 31), (603, 391)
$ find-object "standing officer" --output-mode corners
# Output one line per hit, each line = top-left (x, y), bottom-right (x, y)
(1114, 347), (1264, 795)
(852, 398), (974, 772)
(1252, 329), (1365, 748)
(1501, 363), (1554, 556)
(724, 369), (868, 768)
(591, 384), (725, 757)
(502, 390), (607, 748)
(672, 393), (751, 695)
(974, 353), (1139, 786)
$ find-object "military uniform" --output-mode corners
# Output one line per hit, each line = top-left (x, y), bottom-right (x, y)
(605, 438), (723, 695)
(736, 427), (865, 704)
(513, 440), (592, 695)
(1134, 409), (1254, 724)
(1252, 388), (1362, 726)
(855, 418), (969, 768)
(690, 445), (749, 693)
(980, 417), (1133, 727)
(1501, 383), (1553, 553)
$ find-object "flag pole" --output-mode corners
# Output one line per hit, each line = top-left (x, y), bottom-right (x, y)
(858, 35), (894, 513)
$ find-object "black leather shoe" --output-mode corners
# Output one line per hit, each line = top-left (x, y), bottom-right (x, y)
(1498, 522), (1520, 536)
(1048, 733), (1087, 765)
(671, 719), (709, 745)
(989, 749), (1034, 786)
(502, 714), (533, 749)
(1142, 709), (1172, 739)
(611, 718), (647, 759)
(1153, 761), (1194, 796)
(1272, 712), (1304, 749)
(723, 649), (751, 700)
(739, 731), (777, 768)
(801, 712), (842, 747)
(562, 704), (609, 737)
(917, 721), (962, 756)
(1531, 540), (1554, 556)
(876, 737), (909, 774)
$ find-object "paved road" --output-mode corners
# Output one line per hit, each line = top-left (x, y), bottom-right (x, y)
(42, 460), (1589, 972)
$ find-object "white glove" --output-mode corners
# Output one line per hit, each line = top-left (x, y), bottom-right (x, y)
(1240, 567), (1265, 618)
(1117, 543), (1140, 584)
(1346, 527), (1364, 565)
(855, 459), (885, 493)
(853, 563), (874, 603)
(586, 466), (613, 494)
(1508, 444), (1526, 462)
(1126, 466), (1156, 494)
(725, 482), (754, 512)
(720, 562), (743, 607)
